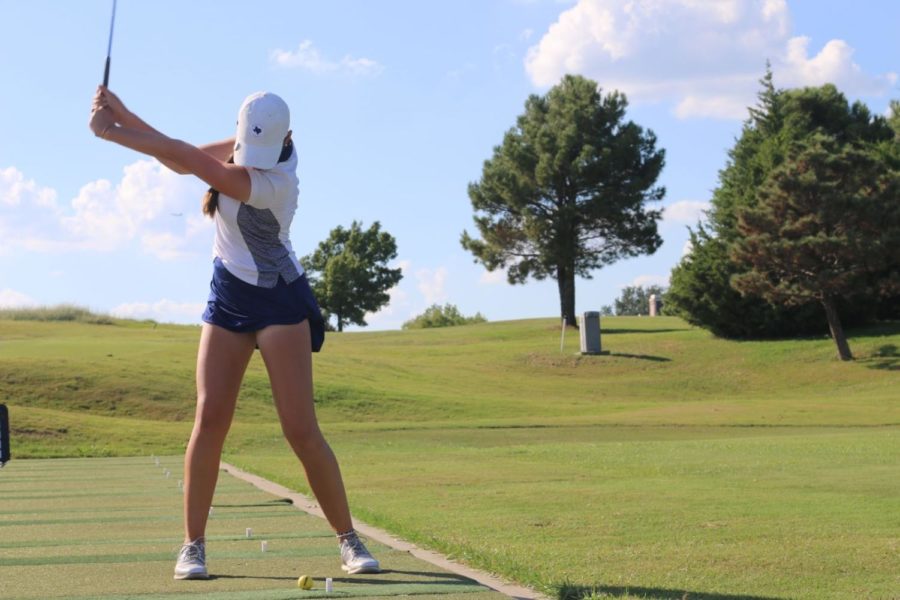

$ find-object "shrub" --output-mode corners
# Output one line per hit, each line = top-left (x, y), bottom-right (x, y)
(402, 304), (487, 329)
(0, 304), (114, 325)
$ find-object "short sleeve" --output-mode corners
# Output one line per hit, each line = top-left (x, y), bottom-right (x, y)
(246, 168), (281, 209)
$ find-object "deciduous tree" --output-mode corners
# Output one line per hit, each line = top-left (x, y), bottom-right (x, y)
(302, 221), (402, 332)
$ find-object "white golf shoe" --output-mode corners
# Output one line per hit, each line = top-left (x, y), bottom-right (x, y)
(340, 533), (380, 574)
(174, 539), (209, 580)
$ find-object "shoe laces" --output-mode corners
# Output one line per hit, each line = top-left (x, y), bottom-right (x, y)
(179, 541), (205, 563)
(342, 534), (371, 558)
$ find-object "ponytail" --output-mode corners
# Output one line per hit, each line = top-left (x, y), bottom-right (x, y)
(201, 154), (234, 218)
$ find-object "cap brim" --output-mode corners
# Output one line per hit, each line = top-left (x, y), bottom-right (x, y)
(233, 141), (282, 170)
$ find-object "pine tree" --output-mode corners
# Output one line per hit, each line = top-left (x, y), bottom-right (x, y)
(731, 135), (900, 360)
(461, 75), (665, 326)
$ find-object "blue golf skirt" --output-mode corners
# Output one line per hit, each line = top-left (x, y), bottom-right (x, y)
(202, 257), (325, 352)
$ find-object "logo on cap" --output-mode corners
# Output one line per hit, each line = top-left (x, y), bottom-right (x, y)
(253, 126), (262, 135)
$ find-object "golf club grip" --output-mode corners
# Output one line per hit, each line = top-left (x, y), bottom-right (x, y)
(0, 404), (9, 465)
(103, 56), (110, 87)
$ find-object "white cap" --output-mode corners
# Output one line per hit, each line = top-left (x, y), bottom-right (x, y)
(233, 92), (290, 169)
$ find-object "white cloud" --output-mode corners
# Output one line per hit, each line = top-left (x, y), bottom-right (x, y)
(110, 299), (206, 324)
(416, 267), (448, 305)
(0, 161), (208, 256)
(270, 40), (383, 76)
(64, 178), (131, 249)
(0, 289), (37, 308)
(363, 285), (411, 329)
(626, 274), (670, 288)
(0, 166), (58, 208)
(681, 239), (694, 258)
(674, 95), (754, 120)
(361, 259), (414, 329)
(479, 269), (507, 285)
(447, 62), (478, 81)
(525, 0), (896, 119)
(663, 200), (710, 225)
(141, 232), (190, 261)
(0, 166), (64, 255)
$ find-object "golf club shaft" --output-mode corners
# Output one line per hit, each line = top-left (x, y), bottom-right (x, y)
(102, 0), (117, 86)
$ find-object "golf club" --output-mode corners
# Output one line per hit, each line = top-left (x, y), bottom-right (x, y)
(102, 0), (117, 87)
(0, 404), (10, 468)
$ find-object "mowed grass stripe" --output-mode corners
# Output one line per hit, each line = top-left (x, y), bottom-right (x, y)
(3, 490), (187, 502)
(0, 510), (301, 528)
(0, 501), (301, 517)
(0, 531), (334, 550)
(44, 583), (491, 600)
(1, 545), (357, 567)
(5, 459), (507, 600)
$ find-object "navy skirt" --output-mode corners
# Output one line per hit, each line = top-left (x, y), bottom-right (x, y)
(202, 258), (325, 352)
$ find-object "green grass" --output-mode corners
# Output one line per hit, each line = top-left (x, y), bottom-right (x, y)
(1, 457), (499, 600)
(2, 316), (899, 599)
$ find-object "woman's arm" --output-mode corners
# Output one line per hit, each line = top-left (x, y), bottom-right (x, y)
(90, 105), (250, 202)
(98, 87), (235, 174)
(198, 138), (236, 162)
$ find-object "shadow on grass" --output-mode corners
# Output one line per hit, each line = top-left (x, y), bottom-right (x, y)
(559, 583), (783, 600)
(601, 329), (687, 335)
(211, 498), (294, 508)
(862, 344), (899, 371)
(607, 352), (672, 362)
(210, 574), (297, 582)
(334, 569), (476, 585)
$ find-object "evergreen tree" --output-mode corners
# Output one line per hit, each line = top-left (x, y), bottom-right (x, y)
(461, 75), (665, 326)
(668, 71), (897, 338)
(731, 135), (900, 360)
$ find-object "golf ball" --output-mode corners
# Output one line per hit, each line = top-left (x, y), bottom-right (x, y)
(297, 575), (314, 589)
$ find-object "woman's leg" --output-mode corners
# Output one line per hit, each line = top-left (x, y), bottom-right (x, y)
(183, 323), (256, 543)
(255, 321), (353, 534)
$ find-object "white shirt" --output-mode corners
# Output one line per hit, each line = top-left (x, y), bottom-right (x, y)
(212, 151), (304, 287)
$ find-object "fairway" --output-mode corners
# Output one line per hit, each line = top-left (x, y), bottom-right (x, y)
(0, 456), (505, 600)
(2, 316), (899, 599)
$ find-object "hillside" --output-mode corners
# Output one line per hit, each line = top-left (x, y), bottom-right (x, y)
(2, 316), (898, 458)
(2, 316), (899, 599)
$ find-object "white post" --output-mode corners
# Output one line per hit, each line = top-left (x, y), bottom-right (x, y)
(560, 316), (566, 352)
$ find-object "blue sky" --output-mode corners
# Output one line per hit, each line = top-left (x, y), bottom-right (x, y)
(1, 0), (897, 329)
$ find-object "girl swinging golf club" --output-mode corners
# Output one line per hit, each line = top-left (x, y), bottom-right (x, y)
(89, 87), (380, 580)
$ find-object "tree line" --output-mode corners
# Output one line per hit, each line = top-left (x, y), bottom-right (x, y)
(302, 72), (898, 358)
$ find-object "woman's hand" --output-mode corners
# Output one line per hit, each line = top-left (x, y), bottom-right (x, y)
(96, 85), (133, 126)
(89, 105), (116, 139)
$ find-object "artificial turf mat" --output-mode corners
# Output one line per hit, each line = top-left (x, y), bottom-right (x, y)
(0, 457), (504, 600)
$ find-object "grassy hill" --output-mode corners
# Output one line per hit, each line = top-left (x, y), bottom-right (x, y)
(1, 315), (899, 599)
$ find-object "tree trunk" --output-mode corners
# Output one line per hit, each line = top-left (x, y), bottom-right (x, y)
(822, 296), (852, 361)
(337, 314), (344, 333)
(557, 265), (577, 327)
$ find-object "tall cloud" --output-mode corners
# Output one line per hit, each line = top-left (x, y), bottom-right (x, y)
(525, 0), (896, 119)
(0, 161), (208, 257)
